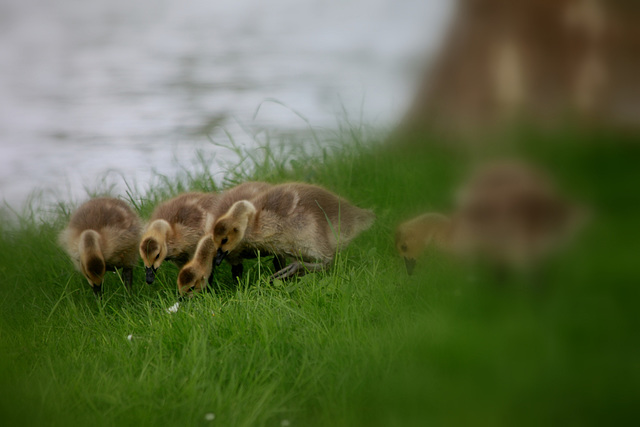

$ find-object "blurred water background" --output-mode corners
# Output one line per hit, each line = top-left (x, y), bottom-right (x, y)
(0, 0), (451, 208)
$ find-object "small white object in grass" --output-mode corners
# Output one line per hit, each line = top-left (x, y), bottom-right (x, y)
(167, 302), (180, 313)
(204, 413), (215, 421)
(127, 334), (133, 341)
(281, 420), (290, 426)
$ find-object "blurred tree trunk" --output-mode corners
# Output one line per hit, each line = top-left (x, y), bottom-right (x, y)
(399, 0), (640, 139)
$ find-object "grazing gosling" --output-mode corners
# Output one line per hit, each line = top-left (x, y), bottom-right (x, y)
(177, 181), (280, 296)
(213, 183), (375, 282)
(59, 197), (142, 295)
(177, 234), (217, 296)
(177, 233), (285, 296)
(140, 192), (218, 284)
(395, 213), (458, 275)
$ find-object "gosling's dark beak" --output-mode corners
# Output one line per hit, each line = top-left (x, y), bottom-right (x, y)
(145, 266), (156, 284)
(92, 284), (103, 297)
(215, 248), (227, 266)
(404, 258), (416, 275)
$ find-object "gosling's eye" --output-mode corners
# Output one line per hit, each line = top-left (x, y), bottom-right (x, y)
(400, 244), (408, 252)
(221, 237), (228, 245)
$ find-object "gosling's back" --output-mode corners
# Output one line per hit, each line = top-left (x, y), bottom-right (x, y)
(150, 192), (218, 228)
(60, 197), (142, 269)
(250, 183), (375, 258)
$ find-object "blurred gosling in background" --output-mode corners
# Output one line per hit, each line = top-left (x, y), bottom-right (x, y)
(455, 159), (586, 272)
(395, 213), (459, 275)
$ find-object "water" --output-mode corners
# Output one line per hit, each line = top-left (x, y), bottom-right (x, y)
(0, 0), (451, 209)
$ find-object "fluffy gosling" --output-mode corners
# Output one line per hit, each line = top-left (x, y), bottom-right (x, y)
(59, 197), (142, 295)
(395, 213), (458, 275)
(139, 192), (218, 284)
(212, 183), (375, 282)
(454, 159), (585, 271)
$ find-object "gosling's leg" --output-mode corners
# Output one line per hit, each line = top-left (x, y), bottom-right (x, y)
(231, 263), (244, 282)
(123, 267), (133, 290)
(207, 258), (219, 286)
(272, 255), (286, 272)
(270, 260), (329, 281)
(204, 273), (214, 293)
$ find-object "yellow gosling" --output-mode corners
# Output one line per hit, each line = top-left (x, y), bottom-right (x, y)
(140, 192), (218, 284)
(395, 213), (457, 275)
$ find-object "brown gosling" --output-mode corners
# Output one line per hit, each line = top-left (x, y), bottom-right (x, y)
(395, 213), (459, 275)
(139, 192), (220, 284)
(212, 183), (375, 282)
(177, 182), (281, 296)
(454, 159), (585, 271)
(59, 197), (142, 296)
(177, 234), (220, 296)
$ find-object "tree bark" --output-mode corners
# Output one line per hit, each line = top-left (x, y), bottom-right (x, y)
(399, 0), (640, 138)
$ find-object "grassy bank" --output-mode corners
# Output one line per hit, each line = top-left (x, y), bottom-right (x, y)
(1, 127), (639, 426)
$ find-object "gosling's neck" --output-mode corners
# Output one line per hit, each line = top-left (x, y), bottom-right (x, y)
(78, 230), (105, 280)
(149, 219), (173, 240)
(78, 229), (103, 258)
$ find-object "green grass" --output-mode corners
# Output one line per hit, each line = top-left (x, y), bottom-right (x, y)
(1, 125), (639, 426)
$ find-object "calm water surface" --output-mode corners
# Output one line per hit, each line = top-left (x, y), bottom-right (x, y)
(0, 0), (450, 209)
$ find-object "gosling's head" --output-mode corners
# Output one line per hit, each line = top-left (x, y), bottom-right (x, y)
(212, 201), (256, 266)
(395, 213), (451, 275)
(139, 220), (171, 284)
(177, 263), (209, 298)
(395, 226), (423, 275)
(177, 235), (216, 297)
(79, 230), (106, 294)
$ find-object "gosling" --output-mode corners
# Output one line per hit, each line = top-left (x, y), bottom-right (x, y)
(454, 160), (584, 271)
(395, 213), (459, 275)
(140, 192), (219, 284)
(59, 197), (142, 295)
(212, 183), (375, 282)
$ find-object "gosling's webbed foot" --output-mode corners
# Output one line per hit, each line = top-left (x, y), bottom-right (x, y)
(270, 262), (299, 282)
(269, 260), (329, 282)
